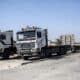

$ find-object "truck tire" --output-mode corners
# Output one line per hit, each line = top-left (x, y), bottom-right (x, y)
(57, 51), (67, 56)
(48, 53), (52, 57)
(3, 49), (10, 59)
(57, 52), (63, 56)
(63, 51), (67, 55)
(23, 56), (29, 60)
(2, 55), (9, 59)
(40, 49), (46, 58)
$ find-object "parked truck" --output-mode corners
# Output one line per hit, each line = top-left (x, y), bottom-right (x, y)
(16, 26), (72, 59)
(0, 26), (80, 60)
(0, 30), (17, 59)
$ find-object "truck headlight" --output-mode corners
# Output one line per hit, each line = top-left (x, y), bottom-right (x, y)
(0, 48), (2, 52)
(31, 49), (37, 52)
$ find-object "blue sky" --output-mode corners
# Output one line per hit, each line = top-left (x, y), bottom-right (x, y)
(0, 0), (80, 40)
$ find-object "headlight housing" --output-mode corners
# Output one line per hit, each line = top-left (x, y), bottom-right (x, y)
(0, 48), (3, 52)
(31, 48), (37, 52)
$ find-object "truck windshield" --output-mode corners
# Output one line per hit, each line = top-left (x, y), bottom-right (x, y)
(17, 31), (35, 40)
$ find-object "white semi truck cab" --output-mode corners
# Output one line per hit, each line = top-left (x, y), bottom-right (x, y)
(16, 26), (48, 59)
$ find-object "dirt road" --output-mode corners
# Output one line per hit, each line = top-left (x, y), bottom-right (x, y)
(0, 53), (80, 80)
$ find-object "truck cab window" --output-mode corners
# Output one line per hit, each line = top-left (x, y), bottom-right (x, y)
(37, 32), (41, 38)
(0, 34), (6, 40)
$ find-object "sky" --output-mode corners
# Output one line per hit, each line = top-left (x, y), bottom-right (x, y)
(0, 0), (80, 40)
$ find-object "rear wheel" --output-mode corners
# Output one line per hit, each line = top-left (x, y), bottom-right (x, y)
(23, 56), (29, 60)
(2, 49), (10, 59)
(57, 51), (67, 56)
(57, 52), (62, 56)
(48, 53), (52, 57)
(2, 55), (9, 59)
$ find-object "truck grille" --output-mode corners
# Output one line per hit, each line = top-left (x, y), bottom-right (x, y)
(21, 42), (35, 49)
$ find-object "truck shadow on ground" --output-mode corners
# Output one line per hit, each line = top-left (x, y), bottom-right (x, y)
(0, 52), (80, 66)
(21, 54), (66, 66)
(0, 56), (21, 60)
(0, 53), (65, 61)
(21, 52), (80, 65)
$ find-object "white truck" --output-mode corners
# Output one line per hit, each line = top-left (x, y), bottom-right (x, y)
(0, 31), (17, 59)
(0, 27), (79, 60)
(16, 26), (71, 59)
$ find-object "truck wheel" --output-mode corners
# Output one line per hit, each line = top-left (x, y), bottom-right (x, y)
(39, 52), (44, 58)
(63, 51), (67, 55)
(2, 53), (9, 59)
(2, 55), (9, 59)
(2, 49), (10, 59)
(23, 56), (29, 60)
(57, 52), (62, 56)
(40, 50), (46, 58)
(48, 53), (52, 57)
(45, 53), (48, 57)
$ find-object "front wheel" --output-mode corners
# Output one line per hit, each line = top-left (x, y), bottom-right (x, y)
(57, 52), (64, 56)
(39, 49), (46, 58)
(23, 56), (29, 60)
(57, 51), (67, 56)
(2, 49), (10, 59)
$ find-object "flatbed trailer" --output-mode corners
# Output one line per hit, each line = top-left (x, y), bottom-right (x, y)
(41, 45), (71, 57)
(72, 45), (80, 53)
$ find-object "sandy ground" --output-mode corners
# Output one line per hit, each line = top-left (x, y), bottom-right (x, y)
(0, 59), (23, 70)
(0, 53), (80, 80)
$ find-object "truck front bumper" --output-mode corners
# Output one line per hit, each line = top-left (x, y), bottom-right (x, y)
(18, 49), (39, 57)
